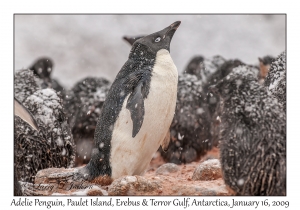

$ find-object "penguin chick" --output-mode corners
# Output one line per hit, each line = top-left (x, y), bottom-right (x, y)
(204, 59), (246, 147)
(184, 55), (226, 82)
(64, 77), (111, 166)
(264, 51), (286, 112)
(204, 59), (246, 114)
(29, 57), (53, 80)
(15, 69), (41, 103)
(209, 65), (286, 196)
(14, 98), (38, 194)
(184, 56), (204, 75)
(258, 55), (275, 81)
(160, 74), (212, 164)
(29, 57), (65, 96)
(204, 59), (245, 90)
(77, 21), (181, 181)
(123, 35), (145, 46)
(15, 88), (76, 183)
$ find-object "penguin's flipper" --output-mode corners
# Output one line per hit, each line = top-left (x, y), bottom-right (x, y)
(161, 130), (171, 152)
(126, 82), (145, 138)
(14, 98), (39, 131)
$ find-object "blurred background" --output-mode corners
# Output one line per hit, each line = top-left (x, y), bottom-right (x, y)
(15, 14), (285, 88)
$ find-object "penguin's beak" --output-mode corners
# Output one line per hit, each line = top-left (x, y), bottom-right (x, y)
(170, 21), (181, 30)
(163, 21), (181, 40)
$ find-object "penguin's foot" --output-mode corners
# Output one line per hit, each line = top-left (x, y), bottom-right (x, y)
(90, 175), (113, 186)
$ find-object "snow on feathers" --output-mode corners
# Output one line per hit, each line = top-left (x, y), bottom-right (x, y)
(212, 65), (286, 195)
(264, 51), (286, 112)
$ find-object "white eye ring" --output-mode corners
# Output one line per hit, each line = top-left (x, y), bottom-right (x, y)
(155, 37), (161, 42)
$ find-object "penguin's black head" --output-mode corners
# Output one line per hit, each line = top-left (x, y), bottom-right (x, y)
(29, 57), (54, 80)
(258, 55), (275, 79)
(184, 56), (205, 75)
(258, 55), (275, 65)
(134, 21), (181, 54)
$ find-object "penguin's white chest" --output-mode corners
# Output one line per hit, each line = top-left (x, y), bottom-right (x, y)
(110, 49), (178, 179)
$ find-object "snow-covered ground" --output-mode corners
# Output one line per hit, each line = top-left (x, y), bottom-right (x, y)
(15, 15), (285, 88)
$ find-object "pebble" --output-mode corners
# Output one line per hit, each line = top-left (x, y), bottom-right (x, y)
(192, 159), (222, 181)
(156, 163), (180, 175)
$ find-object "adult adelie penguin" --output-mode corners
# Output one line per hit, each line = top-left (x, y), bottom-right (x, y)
(123, 34), (216, 164)
(78, 21), (181, 181)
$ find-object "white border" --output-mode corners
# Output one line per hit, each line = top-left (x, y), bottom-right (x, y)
(2, 0), (299, 209)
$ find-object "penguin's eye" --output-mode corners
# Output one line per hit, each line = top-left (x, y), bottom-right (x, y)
(154, 37), (161, 42)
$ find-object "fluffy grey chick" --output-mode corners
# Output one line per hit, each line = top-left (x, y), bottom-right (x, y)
(15, 73), (75, 182)
(29, 57), (65, 97)
(63, 77), (110, 166)
(203, 59), (246, 147)
(15, 69), (42, 103)
(204, 59), (246, 113)
(209, 65), (286, 196)
(264, 51), (286, 112)
(184, 55), (226, 82)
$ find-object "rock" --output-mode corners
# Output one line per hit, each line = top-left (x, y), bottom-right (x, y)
(108, 176), (161, 196)
(67, 186), (107, 196)
(19, 181), (52, 196)
(35, 167), (75, 185)
(23, 146), (231, 196)
(203, 154), (219, 161)
(34, 167), (108, 196)
(156, 163), (180, 175)
(170, 184), (229, 196)
(192, 159), (222, 181)
(87, 188), (104, 196)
